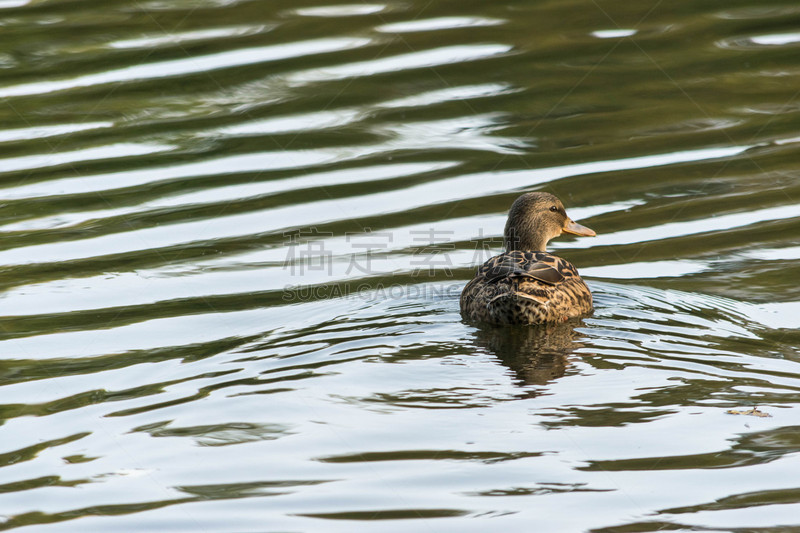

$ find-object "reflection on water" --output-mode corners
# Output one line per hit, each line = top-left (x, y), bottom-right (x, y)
(0, 0), (799, 531)
(471, 321), (583, 385)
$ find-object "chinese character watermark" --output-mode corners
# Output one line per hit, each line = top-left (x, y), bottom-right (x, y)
(283, 227), (334, 275)
(283, 226), (503, 278)
(469, 227), (504, 266)
(345, 230), (393, 275)
(409, 228), (455, 277)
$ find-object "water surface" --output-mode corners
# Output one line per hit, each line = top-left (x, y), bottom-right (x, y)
(1, 0), (800, 531)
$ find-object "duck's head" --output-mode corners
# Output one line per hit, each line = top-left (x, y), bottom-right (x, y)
(503, 192), (595, 252)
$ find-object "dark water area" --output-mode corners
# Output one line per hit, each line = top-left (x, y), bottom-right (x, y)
(1, 0), (799, 531)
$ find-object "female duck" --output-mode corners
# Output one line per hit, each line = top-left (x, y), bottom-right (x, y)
(460, 192), (596, 325)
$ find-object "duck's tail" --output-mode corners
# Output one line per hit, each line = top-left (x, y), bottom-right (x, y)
(487, 290), (545, 307)
(484, 288), (549, 325)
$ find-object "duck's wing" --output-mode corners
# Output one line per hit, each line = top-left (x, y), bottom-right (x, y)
(481, 252), (566, 286)
(462, 251), (589, 324)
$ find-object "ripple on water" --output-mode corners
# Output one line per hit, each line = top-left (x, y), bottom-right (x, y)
(718, 32), (800, 49)
(375, 16), (505, 33)
(0, 37), (372, 98)
(1, 0), (800, 531)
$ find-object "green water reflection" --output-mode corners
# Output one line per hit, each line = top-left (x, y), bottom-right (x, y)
(0, 0), (798, 531)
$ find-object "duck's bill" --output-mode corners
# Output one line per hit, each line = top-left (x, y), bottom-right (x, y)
(563, 219), (596, 237)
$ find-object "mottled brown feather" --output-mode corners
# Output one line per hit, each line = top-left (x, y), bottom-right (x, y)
(460, 250), (592, 325)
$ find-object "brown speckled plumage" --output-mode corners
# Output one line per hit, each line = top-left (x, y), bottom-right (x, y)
(460, 192), (595, 325)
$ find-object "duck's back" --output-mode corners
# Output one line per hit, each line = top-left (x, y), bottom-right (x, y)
(460, 250), (592, 325)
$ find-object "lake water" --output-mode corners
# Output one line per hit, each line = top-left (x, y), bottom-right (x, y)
(1, 0), (800, 531)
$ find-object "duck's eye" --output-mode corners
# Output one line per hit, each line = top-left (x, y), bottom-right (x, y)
(549, 206), (559, 212)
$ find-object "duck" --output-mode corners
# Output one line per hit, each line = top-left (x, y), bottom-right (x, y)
(460, 192), (596, 325)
